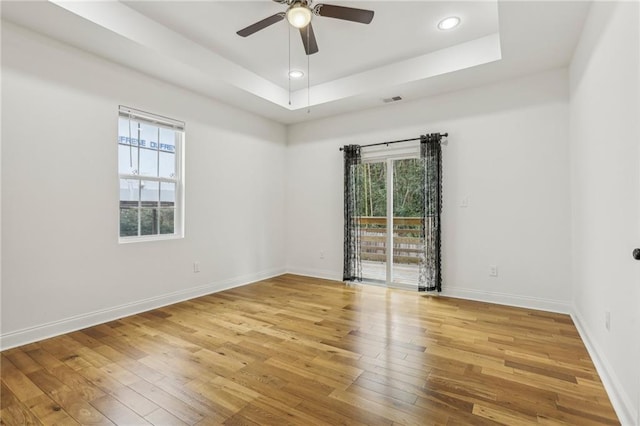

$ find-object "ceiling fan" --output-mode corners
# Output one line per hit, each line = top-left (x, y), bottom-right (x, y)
(236, 0), (374, 55)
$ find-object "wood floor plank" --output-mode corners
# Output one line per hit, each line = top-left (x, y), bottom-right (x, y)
(25, 369), (70, 397)
(329, 388), (426, 425)
(0, 383), (17, 411)
(90, 394), (151, 425)
(3, 350), (43, 376)
(1, 383), (44, 425)
(129, 379), (205, 425)
(23, 348), (65, 373)
(1, 355), (45, 402)
(49, 363), (107, 402)
(472, 402), (539, 425)
(23, 393), (79, 425)
(1, 274), (620, 425)
(186, 378), (254, 417)
(90, 345), (165, 384)
(352, 375), (418, 405)
(249, 396), (334, 426)
(43, 388), (114, 425)
(154, 376), (236, 423)
(0, 402), (43, 425)
(79, 366), (159, 417)
(144, 407), (189, 426)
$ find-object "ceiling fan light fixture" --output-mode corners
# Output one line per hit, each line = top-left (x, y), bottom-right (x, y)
(438, 16), (461, 31)
(287, 3), (312, 28)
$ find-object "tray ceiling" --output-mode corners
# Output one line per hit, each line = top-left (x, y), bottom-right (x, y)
(1, 1), (590, 124)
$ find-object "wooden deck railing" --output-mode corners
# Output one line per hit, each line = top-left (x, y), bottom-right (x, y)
(359, 216), (423, 264)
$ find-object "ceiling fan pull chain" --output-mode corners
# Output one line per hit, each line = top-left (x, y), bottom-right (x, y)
(307, 25), (310, 113)
(288, 24), (292, 106)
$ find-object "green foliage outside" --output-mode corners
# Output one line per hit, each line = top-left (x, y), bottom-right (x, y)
(120, 207), (175, 237)
(355, 159), (424, 218)
(355, 159), (425, 263)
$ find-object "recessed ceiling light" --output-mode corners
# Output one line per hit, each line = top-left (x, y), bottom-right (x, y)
(438, 16), (461, 31)
(289, 70), (305, 79)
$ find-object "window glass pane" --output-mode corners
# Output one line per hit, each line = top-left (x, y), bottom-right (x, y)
(159, 151), (175, 179)
(139, 146), (158, 177)
(158, 128), (176, 178)
(356, 162), (387, 216)
(118, 118), (146, 148)
(140, 208), (158, 235)
(118, 144), (139, 175)
(137, 121), (157, 150)
(159, 208), (175, 234)
(120, 179), (140, 205)
(132, 121), (157, 177)
(356, 162), (388, 283)
(160, 182), (175, 206)
(118, 117), (143, 175)
(120, 208), (139, 237)
(140, 180), (159, 207)
(393, 158), (422, 287)
(118, 117), (144, 147)
(159, 128), (176, 153)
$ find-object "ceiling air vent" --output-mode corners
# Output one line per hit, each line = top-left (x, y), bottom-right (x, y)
(382, 96), (403, 104)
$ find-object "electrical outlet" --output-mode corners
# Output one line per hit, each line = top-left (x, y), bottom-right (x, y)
(489, 265), (498, 277)
(193, 262), (200, 273)
(320, 251), (325, 259)
(605, 311), (611, 331)
(460, 196), (470, 208)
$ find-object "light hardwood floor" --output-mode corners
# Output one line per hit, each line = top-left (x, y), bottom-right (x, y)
(1, 274), (619, 425)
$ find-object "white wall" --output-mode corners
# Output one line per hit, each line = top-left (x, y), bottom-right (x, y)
(569, 2), (640, 424)
(0, 22), (287, 349)
(286, 69), (572, 313)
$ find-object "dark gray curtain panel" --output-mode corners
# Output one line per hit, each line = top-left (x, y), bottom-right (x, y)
(419, 134), (443, 292)
(343, 145), (362, 282)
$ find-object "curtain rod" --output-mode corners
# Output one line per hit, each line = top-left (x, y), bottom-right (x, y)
(338, 133), (448, 151)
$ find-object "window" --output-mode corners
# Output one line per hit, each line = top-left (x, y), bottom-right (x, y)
(118, 106), (184, 242)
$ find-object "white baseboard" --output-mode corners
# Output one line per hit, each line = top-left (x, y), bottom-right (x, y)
(285, 267), (343, 282)
(571, 308), (637, 426)
(441, 286), (571, 314)
(285, 271), (572, 314)
(0, 268), (286, 351)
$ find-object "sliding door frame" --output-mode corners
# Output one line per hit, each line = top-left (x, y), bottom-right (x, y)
(386, 157), (394, 285)
(361, 148), (421, 288)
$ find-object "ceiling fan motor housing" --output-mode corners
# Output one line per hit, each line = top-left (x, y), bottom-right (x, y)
(287, 1), (313, 29)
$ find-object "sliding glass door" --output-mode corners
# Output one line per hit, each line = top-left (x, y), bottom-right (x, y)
(392, 158), (422, 286)
(358, 157), (423, 288)
(358, 162), (388, 282)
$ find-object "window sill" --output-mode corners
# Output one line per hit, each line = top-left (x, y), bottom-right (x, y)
(118, 234), (183, 244)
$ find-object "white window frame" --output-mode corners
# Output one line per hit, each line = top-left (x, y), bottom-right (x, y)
(118, 106), (185, 243)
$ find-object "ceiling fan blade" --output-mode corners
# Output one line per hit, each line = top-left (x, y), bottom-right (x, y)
(313, 4), (374, 24)
(237, 13), (285, 37)
(299, 23), (319, 55)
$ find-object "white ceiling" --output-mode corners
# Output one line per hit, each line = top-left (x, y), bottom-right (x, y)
(1, 1), (590, 124)
(122, 1), (500, 89)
